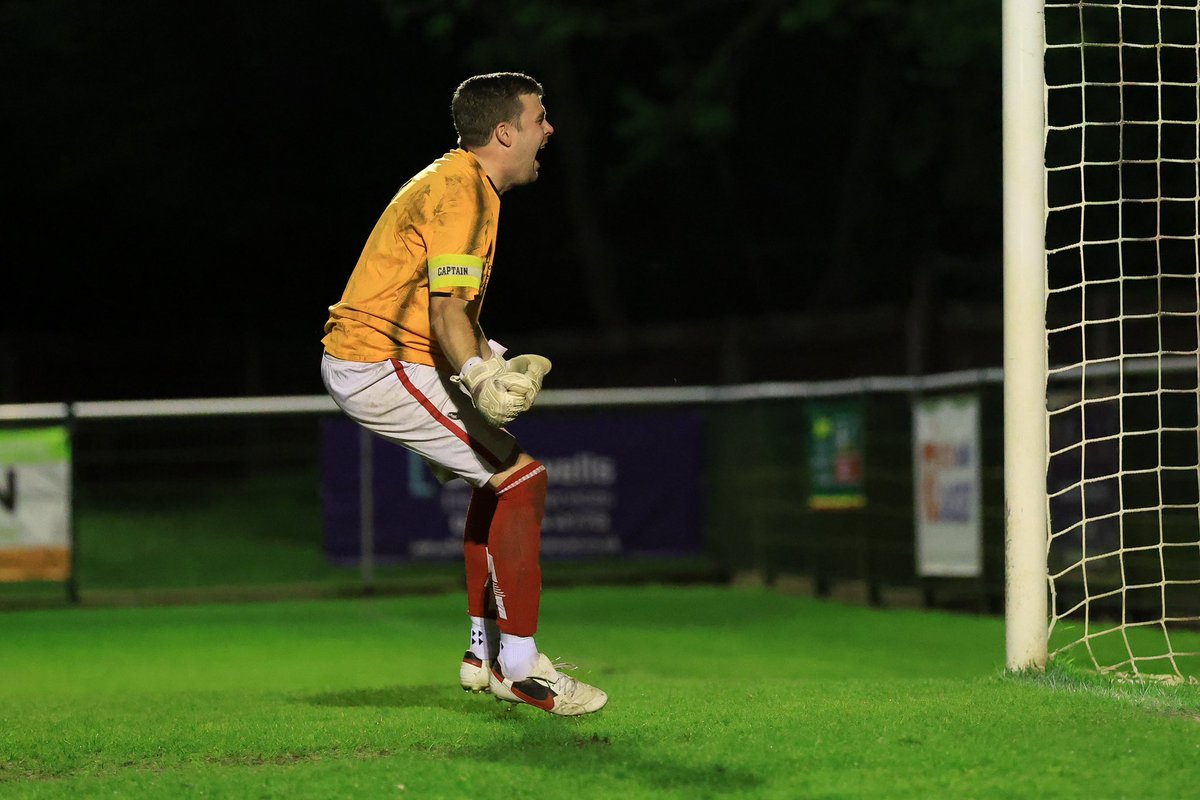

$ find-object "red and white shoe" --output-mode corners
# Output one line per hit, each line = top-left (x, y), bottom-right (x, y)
(489, 653), (608, 716)
(459, 652), (491, 693)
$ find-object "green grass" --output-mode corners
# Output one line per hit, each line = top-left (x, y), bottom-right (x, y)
(73, 472), (347, 590)
(4, 586), (1200, 798)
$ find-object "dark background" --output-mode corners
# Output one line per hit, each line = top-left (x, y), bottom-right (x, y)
(1, 0), (1004, 402)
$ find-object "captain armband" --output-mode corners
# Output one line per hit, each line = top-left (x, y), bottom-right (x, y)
(429, 254), (484, 292)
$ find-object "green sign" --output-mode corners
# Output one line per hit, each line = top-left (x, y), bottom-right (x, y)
(0, 426), (71, 463)
(0, 426), (73, 582)
(807, 399), (866, 510)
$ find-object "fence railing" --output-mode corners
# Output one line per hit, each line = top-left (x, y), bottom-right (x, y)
(2, 357), (1192, 611)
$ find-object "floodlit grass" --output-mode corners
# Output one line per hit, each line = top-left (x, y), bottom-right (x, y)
(73, 472), (341, 589)
(3, 586), (1200, 798)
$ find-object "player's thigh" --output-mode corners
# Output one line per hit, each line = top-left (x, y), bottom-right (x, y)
(322, 354), (520, 487)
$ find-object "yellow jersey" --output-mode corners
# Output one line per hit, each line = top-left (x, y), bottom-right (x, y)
(322, 149), (500, 369)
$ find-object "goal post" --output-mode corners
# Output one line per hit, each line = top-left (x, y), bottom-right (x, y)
(1003, 0), (1050, 672)
(1006, 0), (1200, 679)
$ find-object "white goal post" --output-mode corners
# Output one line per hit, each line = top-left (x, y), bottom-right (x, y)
(1004, 0), (1050, 672)
(1005, 0), (1200, 678)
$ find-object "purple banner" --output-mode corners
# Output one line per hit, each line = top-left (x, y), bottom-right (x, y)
(321, 411), (703, 562)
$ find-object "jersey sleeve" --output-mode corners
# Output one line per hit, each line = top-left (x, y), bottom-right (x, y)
(422, 173), (492, 301)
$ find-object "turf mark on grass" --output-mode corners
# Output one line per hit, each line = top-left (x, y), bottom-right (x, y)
(575, 733), (611, 748)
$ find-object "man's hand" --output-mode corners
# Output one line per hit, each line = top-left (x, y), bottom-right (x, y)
(497, 354), (552, 407)
(453, 355), (529, 427)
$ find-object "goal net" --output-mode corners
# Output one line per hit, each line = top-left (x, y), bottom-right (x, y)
(1043, 0), (1200, 679)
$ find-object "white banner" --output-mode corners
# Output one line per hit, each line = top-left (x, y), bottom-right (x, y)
(914, 394), (982, 577)
(0, 427), (72, 582)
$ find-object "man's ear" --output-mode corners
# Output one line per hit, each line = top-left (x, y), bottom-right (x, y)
(494, 121), (512, 148)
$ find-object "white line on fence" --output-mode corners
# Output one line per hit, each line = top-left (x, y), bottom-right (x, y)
(0, 356), (1186, 421)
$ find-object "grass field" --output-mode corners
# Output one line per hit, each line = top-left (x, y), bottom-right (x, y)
(4, 585), (1200, 799)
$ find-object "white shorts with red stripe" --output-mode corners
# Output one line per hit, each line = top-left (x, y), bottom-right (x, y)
(321, 352), (520, 488)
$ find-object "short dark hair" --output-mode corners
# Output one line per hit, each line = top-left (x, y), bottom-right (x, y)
(451, 72), (544, 148)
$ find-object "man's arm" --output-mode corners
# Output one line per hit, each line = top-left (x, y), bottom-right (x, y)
(429, 294), (490, 373)
(430, 293), (529, 427)
(429, 294), (551, 428)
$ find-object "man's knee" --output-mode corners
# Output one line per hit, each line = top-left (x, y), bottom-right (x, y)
(488, 451), (540, 491)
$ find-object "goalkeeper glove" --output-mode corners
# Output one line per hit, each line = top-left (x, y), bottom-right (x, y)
(498, 354), (552, 407)
(452, 355), (528, 427)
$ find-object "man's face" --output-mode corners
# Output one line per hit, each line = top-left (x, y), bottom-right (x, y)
(510, 93), (554, 185)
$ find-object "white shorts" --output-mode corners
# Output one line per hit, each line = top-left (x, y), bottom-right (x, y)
(321, 352), (520, 488)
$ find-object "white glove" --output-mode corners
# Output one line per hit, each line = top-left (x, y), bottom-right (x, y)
(451, 355), (528, 427)
(497, 354), (552, 407)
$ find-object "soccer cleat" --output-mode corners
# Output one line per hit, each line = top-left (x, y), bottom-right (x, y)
(488, 653), (608, 716)
(460, 651), (491, 693)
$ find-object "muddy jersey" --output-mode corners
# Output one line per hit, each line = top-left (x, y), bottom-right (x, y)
(322, 149), (500, 368)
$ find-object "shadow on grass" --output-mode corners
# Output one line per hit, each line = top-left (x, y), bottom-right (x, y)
(303, 685), (497, 715)
(449, 734), (765, 795)
(300, 686), (765, 795)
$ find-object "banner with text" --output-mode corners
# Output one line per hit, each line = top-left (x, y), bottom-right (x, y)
(913, 394), (982, 577)
(321, 411), (703, 561)
(807, 399), (867, 510)
(0, 427), (72, 582)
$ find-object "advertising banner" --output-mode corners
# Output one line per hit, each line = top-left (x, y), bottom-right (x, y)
(322, 411), (703, 561)
(0, 427), (72, 582)
(914, 394), (982, 577)
(807, 399), (866, 510)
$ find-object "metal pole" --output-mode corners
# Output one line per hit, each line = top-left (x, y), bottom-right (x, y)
(1002, 0), (1049, 670)
(358, 426), (375, 593)
(65, 403), (80, 605)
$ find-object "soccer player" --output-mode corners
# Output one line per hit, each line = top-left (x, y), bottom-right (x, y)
(320, 72), (607, 716)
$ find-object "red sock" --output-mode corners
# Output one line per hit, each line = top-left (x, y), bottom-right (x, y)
(463, 487), (497, 619)
(487, 461), (547, 637)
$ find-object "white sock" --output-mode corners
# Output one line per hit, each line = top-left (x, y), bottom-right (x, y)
(468, 616), (500, 661)
(498, 634), (538, 680)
